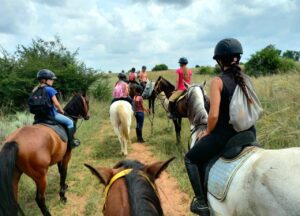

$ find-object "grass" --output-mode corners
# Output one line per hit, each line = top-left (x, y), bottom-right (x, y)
(0, 69), (299, 215)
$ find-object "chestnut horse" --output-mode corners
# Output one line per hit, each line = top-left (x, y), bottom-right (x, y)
(153, 76), (209, 143)
(0, 93), (89, 216)
(85, 157), (175, 216)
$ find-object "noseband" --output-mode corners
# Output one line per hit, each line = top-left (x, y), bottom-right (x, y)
(103, 169), (157, 206)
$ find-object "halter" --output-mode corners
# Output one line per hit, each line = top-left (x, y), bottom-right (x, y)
(103, 168), (158, 204)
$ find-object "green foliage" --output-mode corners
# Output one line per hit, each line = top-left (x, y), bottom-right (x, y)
(197, 65), (220, 75)
(152, 64), (168, 71)
(0, 36), (98, 110)
(282, 50), (300, 61)
(90, 74), (112, 102)
(245, 45), (297, 76)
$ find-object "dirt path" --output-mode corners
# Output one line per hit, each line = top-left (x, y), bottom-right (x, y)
(127, 143), (191, 216)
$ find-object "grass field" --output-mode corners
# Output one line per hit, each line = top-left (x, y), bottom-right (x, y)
(1, 70), (299, 215)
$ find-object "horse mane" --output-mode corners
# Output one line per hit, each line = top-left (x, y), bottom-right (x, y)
(63, 94), (84, 117)
(158, 76), (175, 89)
(114, 160), (163, 216)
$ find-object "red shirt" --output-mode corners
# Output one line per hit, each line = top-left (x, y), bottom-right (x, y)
(134, 96), (144, 112)
(176, 68), (192, 90)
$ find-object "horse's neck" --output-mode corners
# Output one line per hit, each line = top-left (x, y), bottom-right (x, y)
(187, 89), (208, 125)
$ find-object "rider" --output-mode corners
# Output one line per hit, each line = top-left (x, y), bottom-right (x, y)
(128, 67), (139, 85)
(184, 38), (257, 215)
(112, 72), (133, 105)
(138, 65), (148, 90)
(33, 69), (80, 148)
(168, 57), (192, 119)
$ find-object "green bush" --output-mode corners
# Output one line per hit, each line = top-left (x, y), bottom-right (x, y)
(91, 76), (112, 102)
(152, 64), (168, 71)
(197, 65), (220, 75)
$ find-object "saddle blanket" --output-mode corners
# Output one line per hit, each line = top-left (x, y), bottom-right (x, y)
(208, 147), (257, 201)
(40, 123), (68, 142)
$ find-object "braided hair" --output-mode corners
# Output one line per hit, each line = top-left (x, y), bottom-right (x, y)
(218, 55), (253, 103)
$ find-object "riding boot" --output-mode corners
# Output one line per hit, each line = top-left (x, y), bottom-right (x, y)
(67, 127), (80, 149)
(137, 128), (145, 143)
(167, 102), (176, 119)
(185, 157), (210, 216)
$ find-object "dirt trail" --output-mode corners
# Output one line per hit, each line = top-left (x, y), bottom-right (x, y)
(127, 143), (191, 216)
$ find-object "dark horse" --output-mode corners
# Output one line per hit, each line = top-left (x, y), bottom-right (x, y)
(85, 157), (175, 216)
(152, 76), (209, 143)
(128, 81), (156, 113)
(0, 93), (90, 216)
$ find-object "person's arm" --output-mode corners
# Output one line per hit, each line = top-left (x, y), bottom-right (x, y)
(206, 77), (223, 134)
(52, 95), (64, 114)
(141, 98), (149, 113)
(124, 83), (129, 96)
(175, 71), (179, 90)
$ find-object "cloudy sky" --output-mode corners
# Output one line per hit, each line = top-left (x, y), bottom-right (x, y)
(0, 0), (299, 72)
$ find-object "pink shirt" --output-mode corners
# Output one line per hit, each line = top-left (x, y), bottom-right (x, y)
(134, 96), (144, 112)
(113, 81), (128, 98)
(176, 68), (192, 90)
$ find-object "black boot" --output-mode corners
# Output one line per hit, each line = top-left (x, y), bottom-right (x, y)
(167, 102), (176, 119)
(67, 127), (80, 149)
(136, 128), (145, 143)
(185, 157), (210, 216)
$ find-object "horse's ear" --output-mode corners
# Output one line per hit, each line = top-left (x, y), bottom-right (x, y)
(84, 164), (113, 185)
(184, 81), (190, 89)
(144, 157), (176, 179)
(202, 80), (206, 88)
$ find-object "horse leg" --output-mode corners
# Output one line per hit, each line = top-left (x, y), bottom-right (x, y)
(57, 150), (71, 203)
(173, 118), (181, 143)
(34, 173), (51, 216)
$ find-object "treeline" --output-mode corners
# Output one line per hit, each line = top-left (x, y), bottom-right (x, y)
(0, 36), (100, 111)
(197, 45), (299, 76)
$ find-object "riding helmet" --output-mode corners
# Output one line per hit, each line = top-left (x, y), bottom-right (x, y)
(142, 65), (146, 70)
(178, 57), (188, 65)
(213, 38), (243, 60)
(37, 69), (57, 80)
(118, 72), (126, 80)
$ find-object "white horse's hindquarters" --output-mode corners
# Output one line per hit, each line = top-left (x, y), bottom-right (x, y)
(208, 148), (300, 216)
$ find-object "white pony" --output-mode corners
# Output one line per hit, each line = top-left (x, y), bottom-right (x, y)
(109, 100), (133, 156)
(185, 84), (300, 215)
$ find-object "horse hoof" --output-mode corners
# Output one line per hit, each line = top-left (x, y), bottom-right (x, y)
(60, 196), (67, 203)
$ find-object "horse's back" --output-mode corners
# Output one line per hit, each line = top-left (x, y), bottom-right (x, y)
(5, 124), (67, 168)
(210, 148), (300, 216)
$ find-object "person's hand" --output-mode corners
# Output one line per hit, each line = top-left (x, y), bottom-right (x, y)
(196, 129), (208, 140)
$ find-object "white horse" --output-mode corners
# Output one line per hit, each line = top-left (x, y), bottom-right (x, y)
(185, 84), (300, 215)
(109, 100), (133, 156)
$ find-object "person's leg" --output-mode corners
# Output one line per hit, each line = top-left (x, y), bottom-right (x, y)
(54, 113), (80, 148)
(136, 112), (145, 142)
(184, 134), (219, 216)
(168, 90), (183, 119)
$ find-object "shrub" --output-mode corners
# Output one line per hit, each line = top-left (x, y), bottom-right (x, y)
(197, 65), (220, 75)
(91, 76), (112, 102)
(152, 64), (168, 71)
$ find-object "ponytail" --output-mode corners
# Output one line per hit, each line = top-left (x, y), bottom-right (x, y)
(183, 67), (189, 81)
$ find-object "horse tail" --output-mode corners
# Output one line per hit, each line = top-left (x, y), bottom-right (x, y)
(117, 105), (129, 141)
(0, 141), (24, 216)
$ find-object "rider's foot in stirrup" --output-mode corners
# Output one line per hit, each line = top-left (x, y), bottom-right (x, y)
(190, 197), (210, 216)
(168, 113), (175, 119)
(73, 139), (81, 147)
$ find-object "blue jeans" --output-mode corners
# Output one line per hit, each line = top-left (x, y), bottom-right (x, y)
(135, 112), (144, 129)
(54, 113), (74, 128)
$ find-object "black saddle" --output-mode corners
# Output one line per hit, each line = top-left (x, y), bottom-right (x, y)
(33, 116), (68, 142)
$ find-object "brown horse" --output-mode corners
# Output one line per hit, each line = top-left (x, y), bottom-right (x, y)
(0, 93), (89, 216)
(85, 157), (175, 216)
(153, 76), (209, 143)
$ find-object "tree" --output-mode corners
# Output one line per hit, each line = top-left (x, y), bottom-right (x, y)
(152, 64), (168, 71)
(282, 50), (300, 61)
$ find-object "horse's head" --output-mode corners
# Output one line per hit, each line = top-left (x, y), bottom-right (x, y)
(63, 92), (90, 121)
(85, 157), (175, 215)
(153, 76), (175, 98)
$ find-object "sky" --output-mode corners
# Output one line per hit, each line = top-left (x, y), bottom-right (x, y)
(0, 0), (299, 72)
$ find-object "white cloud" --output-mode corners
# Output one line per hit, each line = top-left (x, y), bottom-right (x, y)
(0, 0), (299, 71)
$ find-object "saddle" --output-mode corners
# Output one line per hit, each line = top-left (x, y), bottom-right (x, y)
(33, 116), (68, 142)
(203, 131), (260, 198)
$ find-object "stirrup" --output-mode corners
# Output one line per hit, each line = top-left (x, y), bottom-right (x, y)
(190, 197), (210, 216)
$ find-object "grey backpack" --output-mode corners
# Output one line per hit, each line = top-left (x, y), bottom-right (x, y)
(229, 76), (263, 132)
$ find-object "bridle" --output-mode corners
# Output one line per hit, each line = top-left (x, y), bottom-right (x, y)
(103, 169), (158, 209)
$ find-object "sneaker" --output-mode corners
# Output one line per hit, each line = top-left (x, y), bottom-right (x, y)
(190, 197), (210, 216)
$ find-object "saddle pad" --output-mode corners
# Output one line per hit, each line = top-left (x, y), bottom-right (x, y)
(208, 147), (257, 201)
(177, 91), (187, 102)
(40, 123), (68, 142)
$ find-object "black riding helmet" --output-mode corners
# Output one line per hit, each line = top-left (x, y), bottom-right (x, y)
(37, 69), (57, 81)
(178, 57), (188, 65)
(213, 38), (243, 60)
(118, 72), (126, 80)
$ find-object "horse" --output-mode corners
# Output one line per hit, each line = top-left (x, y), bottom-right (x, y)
(128, 80), (156, 114)
(152, 76), (209, 143)
(109, 100), (133, 156)
(170, 81), (300, 215)
(84, 157), (175, 216)
(0, 93), (90, 216)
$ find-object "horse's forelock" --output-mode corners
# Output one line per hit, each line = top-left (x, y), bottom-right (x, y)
(113, 160), (145, 170)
